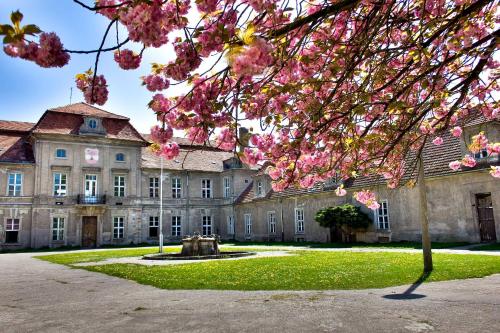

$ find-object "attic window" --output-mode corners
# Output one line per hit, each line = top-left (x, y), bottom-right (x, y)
(89, 119), (97, 129)
(116, 153), (125, 162)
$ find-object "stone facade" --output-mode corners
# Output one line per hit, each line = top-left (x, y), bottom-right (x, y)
(0, 104), (498, 249)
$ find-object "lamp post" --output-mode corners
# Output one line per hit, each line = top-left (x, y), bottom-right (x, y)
(159, 156), (164, 253)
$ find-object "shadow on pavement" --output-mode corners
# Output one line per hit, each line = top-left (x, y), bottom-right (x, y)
(382, 272), (431, 300)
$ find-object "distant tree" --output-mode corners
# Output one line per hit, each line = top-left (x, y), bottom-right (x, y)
(315, 204), (371, 243)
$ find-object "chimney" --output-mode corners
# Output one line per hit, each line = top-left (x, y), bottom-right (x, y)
(238, 127), (250, 152)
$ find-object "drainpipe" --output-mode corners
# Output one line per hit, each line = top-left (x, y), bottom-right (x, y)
(186, 171), (190, 235)
(280, 198), (284, 242)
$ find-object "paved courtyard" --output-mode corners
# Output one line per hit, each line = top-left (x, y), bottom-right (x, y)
(0, 251), (499, 333)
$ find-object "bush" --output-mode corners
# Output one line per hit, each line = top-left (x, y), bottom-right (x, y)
(315, 204), (372, 242)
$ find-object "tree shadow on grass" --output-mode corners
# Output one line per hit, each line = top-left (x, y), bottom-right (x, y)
(382, 271), (431, 300)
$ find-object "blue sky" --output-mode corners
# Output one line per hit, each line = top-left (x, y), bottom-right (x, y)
(0, 0), (181, 133)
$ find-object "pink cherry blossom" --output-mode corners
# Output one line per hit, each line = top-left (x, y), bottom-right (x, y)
(451, 126), (462, 137)
(432, 137), (443, 145)
(158, 142), (180, 159)
(150, 125), (173, 144)
(461, 155), (476, 168)
(354, 190), (379, 210)
(449, 160), (461, 171)
(486, 143), (500, 155)
(142, 75), (169, 92)
(335, 186), (347, 196)
(216, 128), (236, 151)
(489, 166), (500, 178)
(114, 49), (141, 70)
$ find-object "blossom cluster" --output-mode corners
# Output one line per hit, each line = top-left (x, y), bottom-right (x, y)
(164, 40), (202, 81)
(354, 190), (380, 210)
(4, 32), (69, 68)
(75, 72), (109, 106)
(231, 38), (274, 77)
(114, 49), (141, 70)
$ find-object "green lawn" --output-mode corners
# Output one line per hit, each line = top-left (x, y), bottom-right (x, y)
(39, 250), (500, 290)
(470, 243), (500, 251)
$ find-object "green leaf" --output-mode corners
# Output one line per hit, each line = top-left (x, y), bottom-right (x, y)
(22, 24), (41, 36)
(10, 10), (23, 25)
(3, 34), (15, 43)
(0, 24), (15, 36)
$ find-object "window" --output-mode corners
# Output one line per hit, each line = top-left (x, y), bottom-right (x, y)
(202, 215), (212, 236)
(227, 215), (235, 235)
(257, 181), (263, 196)
(55, 149), (67, 158)
(5, 218), (20, 243)
(244, 214), (252, 235)
(474, 149), (488, 160)
(223, 177), (231, 198)
(53, 173), (67, 196)
(268, 211), (276, 234)
(7, 173), (22, 196)
(172, 177), (182, 199)
(295, 208), (304, 234)
(376, 200), (390, 230)
(115, 153), (125, 162)
(201, 179), (211, 198)
(149, 216), (159, 238)
(52, 217), (65, 241)
(113, 217), (125, 239)
(114, 175), (126, 197)
(172, 216), (181, 237)
(149, 177), (159, 198)
(88, 119), (97, 129)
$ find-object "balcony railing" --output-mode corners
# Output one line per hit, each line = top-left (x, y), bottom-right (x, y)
(77, 195), (106, 205)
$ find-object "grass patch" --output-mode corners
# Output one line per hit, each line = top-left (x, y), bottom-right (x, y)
(36, 246), (278, 265)
(56, 251), (500, 290)
(470, 243), (500, 251)
(223, 241), (471, 249)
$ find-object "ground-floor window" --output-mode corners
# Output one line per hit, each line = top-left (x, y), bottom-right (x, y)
(171, 216), (181, 237)
(295, 208), (304, 234)
(149, 216), (159, 238)
(268, 211), (276, 234)
(202, 216), (212, 236)
(376, 200), (390, 230)
(244, 214), (252, 235)
(227, 215), (235, 235)
(113, 217), (125, 239)
(5, 218), (20, 243)
(52, 217), (65, 241)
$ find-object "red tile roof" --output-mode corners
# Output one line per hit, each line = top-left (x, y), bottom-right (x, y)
(0, 120), (35, 132)
(0, 133), (34, 163)
(48, 102), (129, 120)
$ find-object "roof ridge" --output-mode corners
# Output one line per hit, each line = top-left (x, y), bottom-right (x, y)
(48, 102), (130, 120)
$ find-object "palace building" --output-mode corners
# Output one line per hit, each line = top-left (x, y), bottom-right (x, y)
(0, 103), (498, 249)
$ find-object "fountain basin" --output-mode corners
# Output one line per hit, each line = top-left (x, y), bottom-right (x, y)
(143, 251), (256, 260)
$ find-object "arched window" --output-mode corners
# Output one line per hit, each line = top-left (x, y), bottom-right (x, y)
(88, 119), (97, 129)
(116, 153), (125, 162)
(56, 149), (67, 158)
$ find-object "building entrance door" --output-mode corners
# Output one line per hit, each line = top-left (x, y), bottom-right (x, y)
(82, 216), (98, 248)
(476, 194), (497, 242)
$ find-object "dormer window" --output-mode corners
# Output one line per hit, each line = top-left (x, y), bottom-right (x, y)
(256, 181), (263, 196)
(56, 149), (67, 158)
(116, 153), (125, 162)
(88, 119), (97, 129)
(474, 149), (488, 160)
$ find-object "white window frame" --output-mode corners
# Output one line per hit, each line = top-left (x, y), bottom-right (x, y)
(202, 215), (212, 236)
(295, 208), (305, 234)
(244, 214), (252, 235)
(149, 177), (159, 198)
(53, 172), (68, 197)
(84, 174), (98, 198)
(171, 215), (182, 237)
(7, 172), (22, 196)
(474, 149), (488, 160)
(55, 148), (67, 159)
(227, 215), (235, 235)
(52, 217), (65, 241)
(113, 216), (125, 239)
(375, 200), (390, 230)
(201, 179), (212, 198)
(149, 216), (159, 238)
(114, 175), (126, 197)
(223, 177), (231, 198)
(268, 211), (276, 234)
(257, 181), (263, 196)
(172, 177), (182, 199)
(5, 218), (20, 243)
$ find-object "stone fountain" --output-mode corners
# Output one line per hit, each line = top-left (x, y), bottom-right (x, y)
(143, 233), (255, 260)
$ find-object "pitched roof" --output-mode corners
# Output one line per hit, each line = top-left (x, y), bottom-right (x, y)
(141, 146), (237, 172)
(0, 120), (35, 133)
(31, 104), (147, 143)
(0, 133), (34, 164)
(48, 102), (129, 120)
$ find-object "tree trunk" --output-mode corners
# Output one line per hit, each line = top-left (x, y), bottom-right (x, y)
(418, 157), (433, 272)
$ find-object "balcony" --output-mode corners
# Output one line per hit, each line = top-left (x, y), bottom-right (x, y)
(77, 195), (106, 205)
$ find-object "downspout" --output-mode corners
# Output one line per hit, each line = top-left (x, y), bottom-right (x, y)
(280, 198), (284, 242)
(186, 171), (190, 234)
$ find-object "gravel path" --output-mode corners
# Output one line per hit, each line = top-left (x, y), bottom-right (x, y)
(0, 252), (499, 332)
